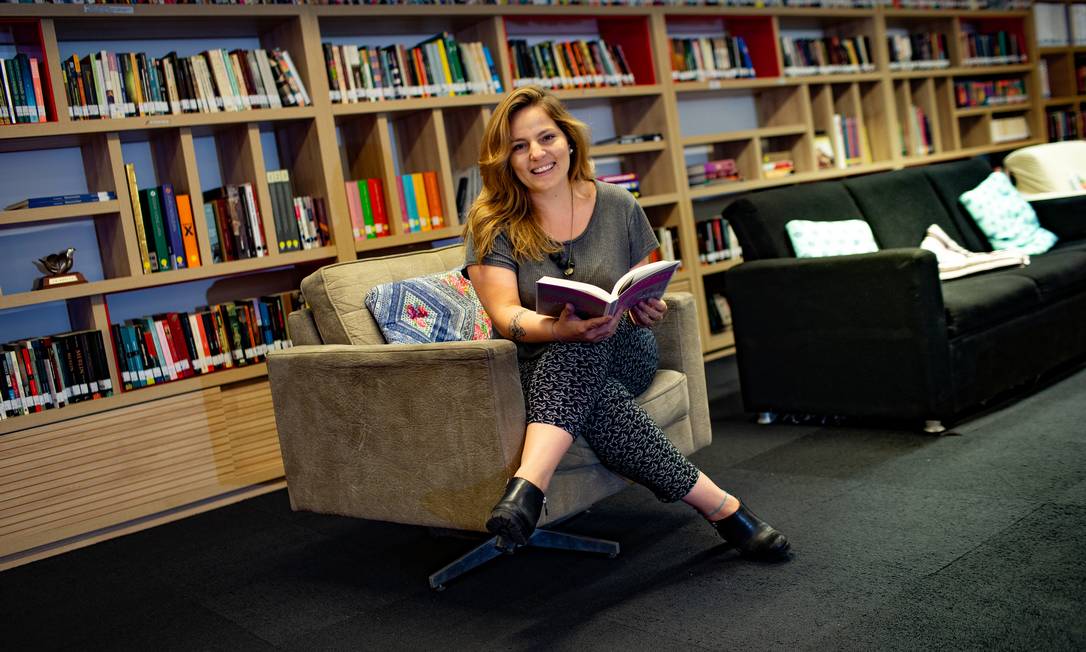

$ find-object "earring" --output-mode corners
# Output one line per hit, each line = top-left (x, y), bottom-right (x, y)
(569, 146), (574, 153)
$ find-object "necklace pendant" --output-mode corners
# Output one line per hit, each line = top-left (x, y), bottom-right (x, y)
(564, 266), (574, 277)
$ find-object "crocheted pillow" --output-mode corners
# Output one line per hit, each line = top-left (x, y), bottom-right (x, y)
(364, 269), (493, 344)
(785, 219), (879, 258)
(959, 171), (1058, 255)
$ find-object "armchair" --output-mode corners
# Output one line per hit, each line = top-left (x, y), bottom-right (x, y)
(266, 245), (711, 589)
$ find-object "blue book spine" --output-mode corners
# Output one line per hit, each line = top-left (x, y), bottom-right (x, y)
(159, 183), (188, 269)
(401, 174), (420, 232)
(482, 45), (502, 93)
(11, 192), (117, 209)
(202, 202), (223, 263)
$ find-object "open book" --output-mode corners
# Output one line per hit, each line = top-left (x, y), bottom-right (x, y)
(536, 259), (681, 319)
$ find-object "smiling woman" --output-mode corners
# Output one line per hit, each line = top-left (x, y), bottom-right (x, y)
(460, 86), (791, 562)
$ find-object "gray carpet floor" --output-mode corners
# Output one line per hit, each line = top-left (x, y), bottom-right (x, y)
(4, 357), (1085, 651)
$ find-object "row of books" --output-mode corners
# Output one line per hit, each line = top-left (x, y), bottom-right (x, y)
(1, 53), (48, 125)
(706, 292), (733, 335)
(687, 158), (740, 186)
(125, 164), (202, 273)
(902, 105), (935, 157)
(780, 36), (875, 77)
(597, 172), (641, 198)
(61, 47), (310, 121)
(698, 216), (741, 265)
(1, 331), (112, 419)
(646, 226), (679, 265)
(990, 115), (1031, 143)
(266, 170), (330, 253)
(668, 36), (756, 82)
(887, 33), (950, 71)
(4, 191), (115, 211)
(1046, 109), (1083, 142)
(508, 39), (636, 90)
(762, 152), (795, 179)
(396, 171), (447, 233)
(111, 294), (298, 391)
(1033, 2), (1086, 48)
(954, 78), (1028, 108)
(344, 178), (391, 239)
(959, 31), (1027, 67)
(323, 34), (502, 102)
(823, 113), (869, 169)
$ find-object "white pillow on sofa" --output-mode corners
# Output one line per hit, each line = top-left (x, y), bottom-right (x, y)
(785, 219), (879, 258)
(958, 171), (1058, 256)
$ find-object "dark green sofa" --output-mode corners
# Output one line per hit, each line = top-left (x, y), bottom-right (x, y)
(722, 157), (1086, 431)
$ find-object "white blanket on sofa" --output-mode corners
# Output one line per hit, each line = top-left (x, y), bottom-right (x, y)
(920, 224), (1029, 280)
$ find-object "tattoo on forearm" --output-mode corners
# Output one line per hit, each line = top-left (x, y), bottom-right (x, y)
(509, 309), (529, 342)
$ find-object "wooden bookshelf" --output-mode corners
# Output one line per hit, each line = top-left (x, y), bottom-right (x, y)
(0, 2), (1055, 569)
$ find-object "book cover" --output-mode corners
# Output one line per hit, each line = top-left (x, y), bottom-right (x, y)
(139, 187), (171, 271)
(367, 178), (389, 237)
(158, 183), (188, 270)
(357, 180), (376, 238)
(410, 172), (431, 231)
(5, 191), (116, 210)
(536, 259), (680, 319)
(174, 193), (201, 267)
(422, 171), (443, 229)
(400, 174), (419, 232)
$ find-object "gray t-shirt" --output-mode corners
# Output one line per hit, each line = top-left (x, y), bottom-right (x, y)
(464, 180), (658, 358)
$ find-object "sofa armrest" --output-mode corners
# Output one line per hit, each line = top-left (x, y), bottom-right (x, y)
(286, 308), (322, 345)
(724, 248), (953, 419)
(1030, 193), (1086, 242)
(655, 292), (711, 449)
(266, 339), (525, 532)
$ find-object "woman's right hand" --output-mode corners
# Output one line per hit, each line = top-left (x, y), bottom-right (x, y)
(553, 304), (621, 343)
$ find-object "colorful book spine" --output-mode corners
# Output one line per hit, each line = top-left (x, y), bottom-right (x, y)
(158, 183), (188, 270)
(125, 164), (153, 274)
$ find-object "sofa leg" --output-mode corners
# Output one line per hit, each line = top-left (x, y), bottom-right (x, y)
(427, 529), (620, 590)
(923, 420), (946, 434)
(757, 412), (777, 425)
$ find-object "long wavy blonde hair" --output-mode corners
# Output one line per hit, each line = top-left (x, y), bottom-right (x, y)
(464, 86), (594, 262)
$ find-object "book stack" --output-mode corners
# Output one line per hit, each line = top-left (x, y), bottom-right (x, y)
(887, 32), (950, 71)
(828, 114), (867, 169)
(990, 115), (1031, 143)
(649, 226), (679, 265)
(267, 169), (329, 253)
(597, 172), (641, 197)
(669, 35), (756, 81)
(61, 47), (310, 120)
(323, 33), (502, 102)
(687, 159), (740, 186)
(202, 183), (276, 263)
(698, 216), (741, 264)
(5, 191), (116, 211)
(0, 53), (48, 125)
(344, 178), (391, 240)
(762, 151), (795, 178)
(1, 331), (112, 419)
(959, 30), (1027, 67)
(396, 171), (445, 233)
(954, 78), (1028, 107)
(904, 105), (935, 156)
(780, 36), (875, 76)
(1047, 109), (1083, 142)
(508, 38), (635, 90)
(706, 293), (733, 335)
(124, 164), (202, 274)
(111, 293), (298, 391)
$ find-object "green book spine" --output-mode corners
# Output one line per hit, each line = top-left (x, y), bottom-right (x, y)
(139, 187), (171, 271)
(357, 180), (376, 239)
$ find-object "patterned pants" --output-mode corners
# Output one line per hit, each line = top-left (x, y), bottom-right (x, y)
(518, 318), (701, 503)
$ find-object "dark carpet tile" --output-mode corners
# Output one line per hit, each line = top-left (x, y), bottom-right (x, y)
(805, 503), (1086, 651)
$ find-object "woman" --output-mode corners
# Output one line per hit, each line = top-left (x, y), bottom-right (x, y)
(463, 86), (790, 561)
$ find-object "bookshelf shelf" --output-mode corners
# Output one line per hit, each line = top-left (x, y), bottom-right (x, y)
(354, 226), (461, 252)
(0, 200), (121, 226)
(590, 140), (667, 157)
(955, 102), (1032, 117)
(682, 124), (808, 147)
(330, 94), (503, 116)
(638, 192), (680, 209)
(700, 257), (742, 276)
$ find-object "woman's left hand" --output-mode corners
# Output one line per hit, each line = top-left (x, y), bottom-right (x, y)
(630, 297), (668, 328)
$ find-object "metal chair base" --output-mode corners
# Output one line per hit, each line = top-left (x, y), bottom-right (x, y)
(428, 528), (620, 590)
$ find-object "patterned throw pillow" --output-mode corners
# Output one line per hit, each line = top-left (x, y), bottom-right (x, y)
(785, 219), (879, 258)
(959, 171), (1058, 255)
(364, 269), (493, 344)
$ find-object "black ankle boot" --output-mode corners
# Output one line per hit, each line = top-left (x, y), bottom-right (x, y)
(711, 503), (791, 561)
(486, 477), (545, 547)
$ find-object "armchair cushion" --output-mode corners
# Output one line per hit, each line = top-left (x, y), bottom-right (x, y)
(364, 269), (493, 344)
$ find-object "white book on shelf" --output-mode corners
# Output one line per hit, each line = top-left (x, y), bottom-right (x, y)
(1074, 5), (1086, 45)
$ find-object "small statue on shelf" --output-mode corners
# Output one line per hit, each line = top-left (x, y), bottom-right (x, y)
(33, 247), (87, 290)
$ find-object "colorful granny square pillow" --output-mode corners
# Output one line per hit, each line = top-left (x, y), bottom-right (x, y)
(959, 171), (1058, 255)
(364, 269), (493, 345)
(785, 219), (880, 258)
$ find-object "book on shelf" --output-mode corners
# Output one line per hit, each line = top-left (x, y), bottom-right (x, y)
(1032, 3), (1071, 47)
(593, 133), (663, 146)
(706, 293), (733, 335)
(687, 159), (740, 186)
(268, 169), (327, 251)
(1, 330), (113, 420)
(0, 54), (47, 125)
(535, 259), (680, 320)
(669, 35), (756, 81)
(4, 191), (117, 211)
(814, 132), (836, 169)
(762, 150), (795, 178)
(508, 38), (634, 90)
(699, 216), (741, 264)
(60, 47), (309, 120)
(455, 165), (482, 221)
(781, 35), (874, 77)
(886, 32), (950, 71)
(597, 172), (641, 197)
(397, 172), (443, 233)
(344, 177), (391, 240)
(958, 29), (1027, 67)
(990, 115), (1031, 143)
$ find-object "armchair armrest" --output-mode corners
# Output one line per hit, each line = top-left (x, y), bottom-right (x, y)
(266, 339), (525, 532)
(724, 248), (953, 419)
(655, 292), (711, 449)
(286, 308), (321, 345)
(1030, 193), (1086, 242)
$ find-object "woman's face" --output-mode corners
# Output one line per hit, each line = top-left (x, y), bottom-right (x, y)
(508, 105), (571, 195)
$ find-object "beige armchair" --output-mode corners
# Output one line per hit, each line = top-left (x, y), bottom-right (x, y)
(266, 245), (712, 589)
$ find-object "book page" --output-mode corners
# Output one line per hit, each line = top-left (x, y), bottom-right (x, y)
(536, 276), (615, 318)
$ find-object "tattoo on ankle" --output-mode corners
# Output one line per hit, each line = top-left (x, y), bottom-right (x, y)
(509, 309), (529, 342)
